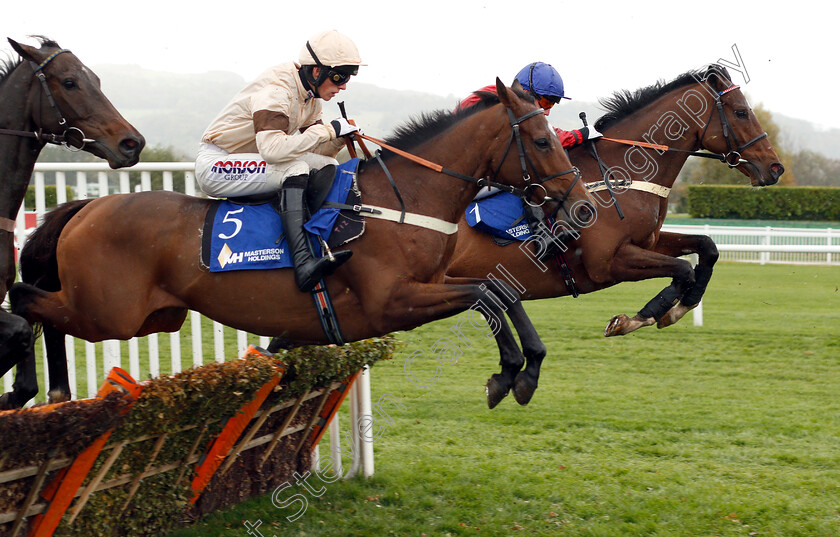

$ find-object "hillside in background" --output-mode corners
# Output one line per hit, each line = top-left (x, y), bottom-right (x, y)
(43, 65), (840, 161)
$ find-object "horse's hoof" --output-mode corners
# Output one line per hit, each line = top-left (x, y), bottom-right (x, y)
(0, 392), (13, 411)
(47, 389), (70, 404)
(486, 374), (512, 409)
(605, 314), (655, 336)
(604, 314), (630, 337)
(513, 372), (537, 406)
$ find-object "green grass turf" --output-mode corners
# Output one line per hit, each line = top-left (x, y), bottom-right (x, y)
(159, 262), (837, 535)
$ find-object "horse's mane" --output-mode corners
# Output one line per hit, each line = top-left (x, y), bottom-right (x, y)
(594, 64), (731, 131)
(0, 36), (60, 86)
(380, 86), (534, 159)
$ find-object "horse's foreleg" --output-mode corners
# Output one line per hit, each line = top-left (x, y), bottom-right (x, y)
(0, 311), (38, 409)
(651, 232), (719, 329)
(602, 244), (695, 337)
(446, 276), (544, 406)
(383, 282), (526, 409)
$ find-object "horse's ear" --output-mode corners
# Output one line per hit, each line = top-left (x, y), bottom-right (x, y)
(496, 77), (513, 108)
(702, 63), (734, 92)
(8, 38), (38, 62)
(511, 78), (524, 93)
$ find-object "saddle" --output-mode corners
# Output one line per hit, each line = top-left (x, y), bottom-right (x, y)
(201, 159), (364, 273)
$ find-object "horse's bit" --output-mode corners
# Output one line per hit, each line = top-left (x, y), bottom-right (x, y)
(0, 49), (96, 151)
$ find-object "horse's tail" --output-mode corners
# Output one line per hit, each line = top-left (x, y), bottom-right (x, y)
(19, 199), (95, 290)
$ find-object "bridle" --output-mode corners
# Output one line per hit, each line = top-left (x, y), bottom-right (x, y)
(697, 84), (768, 167)
(0, 49), (96, 151)
(491, 107), (581, 207)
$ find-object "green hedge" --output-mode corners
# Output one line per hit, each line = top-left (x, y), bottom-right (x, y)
(25, 185), (74, 209)
(687, 185), (840, 221)
(53, 337), (395, 537)
(0, 337), (394, 537)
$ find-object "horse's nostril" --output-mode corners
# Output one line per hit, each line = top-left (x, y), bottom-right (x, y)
(120, 136), (145, 156)
(771, 162), (785, 176)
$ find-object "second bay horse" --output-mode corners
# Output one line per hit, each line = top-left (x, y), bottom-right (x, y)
(446, 64), (785, 406)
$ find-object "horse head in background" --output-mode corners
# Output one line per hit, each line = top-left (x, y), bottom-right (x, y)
(0, 36), (145, 407)
(1, 35), (145, 296)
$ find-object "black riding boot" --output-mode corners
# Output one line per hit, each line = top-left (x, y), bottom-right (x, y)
(280, 175), (352, 292)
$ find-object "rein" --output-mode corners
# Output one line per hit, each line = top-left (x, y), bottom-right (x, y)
(0, 49), (96, 151)
(354, 106), (581, 209)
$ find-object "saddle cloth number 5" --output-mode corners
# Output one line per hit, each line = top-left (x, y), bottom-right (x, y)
(218, 207), (245, 240)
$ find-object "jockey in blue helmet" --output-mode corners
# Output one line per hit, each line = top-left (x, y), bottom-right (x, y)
(515, 62), (601, 147)
(457, 61), (601, 148)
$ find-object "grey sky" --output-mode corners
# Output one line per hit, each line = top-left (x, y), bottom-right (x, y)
(3, 0), (837, 129)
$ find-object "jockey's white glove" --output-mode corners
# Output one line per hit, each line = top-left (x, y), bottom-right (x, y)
(580, 126), (603, 141)
(331, 118), (361, 138)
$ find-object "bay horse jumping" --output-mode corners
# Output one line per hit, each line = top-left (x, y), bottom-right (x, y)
(6, 79), (592, 408)
(446, 64), (784, 407)
(0, 36), (144, 408)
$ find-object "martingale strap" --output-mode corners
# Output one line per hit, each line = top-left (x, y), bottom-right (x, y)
(322, 201), (459, 234)
(585, 180), (671, 198)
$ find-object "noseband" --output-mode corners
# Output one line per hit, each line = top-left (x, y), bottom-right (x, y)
(0, 49), (96, 151)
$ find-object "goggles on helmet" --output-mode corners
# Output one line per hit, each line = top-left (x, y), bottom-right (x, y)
(536, 94), (561, 110)
(325, 65), (359, 86)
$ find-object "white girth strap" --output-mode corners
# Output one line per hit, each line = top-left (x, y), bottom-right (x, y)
(361, 204), (459, 235)
(586, 181), (671, 198)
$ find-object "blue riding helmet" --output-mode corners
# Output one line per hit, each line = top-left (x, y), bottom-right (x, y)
(515, 62), (570, 101)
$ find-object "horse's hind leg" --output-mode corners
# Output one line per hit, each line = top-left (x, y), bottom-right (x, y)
(43, 325), (71, 403)
(9, 283), (76, 404)
(652, 232), (719, 329)
(0, 311), (38, 409)
(602, 244), (695, 337)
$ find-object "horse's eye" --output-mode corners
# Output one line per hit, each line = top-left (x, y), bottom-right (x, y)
(535, 137), (551, 149)
(735, 109), (748, 119)
(62, 79), (77, 90)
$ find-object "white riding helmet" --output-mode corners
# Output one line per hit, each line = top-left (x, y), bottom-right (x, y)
(299, 30), (363, 68)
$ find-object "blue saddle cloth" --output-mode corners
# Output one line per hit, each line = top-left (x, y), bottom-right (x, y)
(204, 159), (359, 272)
(465, 192), (532, 241)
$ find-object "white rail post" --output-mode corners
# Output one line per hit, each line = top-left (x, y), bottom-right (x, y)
(329, 413), (343, 476)
(760, 226), (771, 265)
(103, 340), (121, 375)
(191, 311), (204, 367)
(85, 341), (97, 398)
(65, 336), (76, 399)
(359, 365), (374, 477)
(690, 254), (703, 327)
(214, 321), (225, 363)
